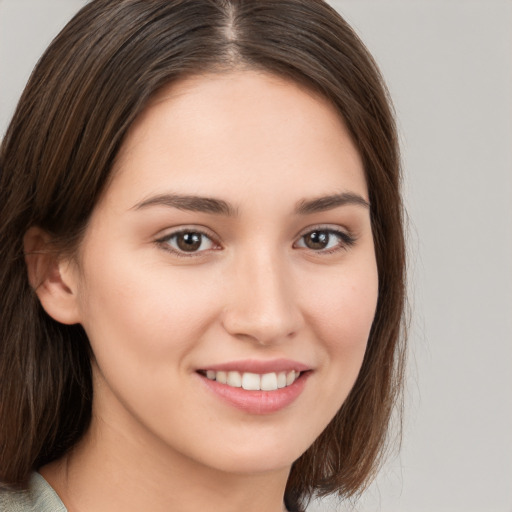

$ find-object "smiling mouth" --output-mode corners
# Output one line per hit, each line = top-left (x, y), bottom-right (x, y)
(197, 370), (302, 391)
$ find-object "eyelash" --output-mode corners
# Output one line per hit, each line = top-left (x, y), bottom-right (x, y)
(294, 227), (357, 254)
(155, 226), (357, 258)
(156, 228), (220, 259)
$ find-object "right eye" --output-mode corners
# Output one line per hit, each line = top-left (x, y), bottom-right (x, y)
(158, 229), (218, 256)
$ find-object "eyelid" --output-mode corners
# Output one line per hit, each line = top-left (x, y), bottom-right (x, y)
(153, 223), (357, 259)
(293, 224), (357, 253)
(155, 225), (222, 257)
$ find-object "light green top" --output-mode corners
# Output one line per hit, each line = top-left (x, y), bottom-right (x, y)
(0, 473), (66, 512)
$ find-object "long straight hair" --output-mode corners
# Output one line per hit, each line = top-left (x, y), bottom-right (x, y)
(0, 1), (406, 510)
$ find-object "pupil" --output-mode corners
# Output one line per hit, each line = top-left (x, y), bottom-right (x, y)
(177, 232), (202, 252)
(306, 231), (329, 250)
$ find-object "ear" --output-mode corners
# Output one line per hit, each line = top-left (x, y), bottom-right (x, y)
(23, 227), (82, 325)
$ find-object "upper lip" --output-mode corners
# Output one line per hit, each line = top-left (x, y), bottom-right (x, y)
(198, 358), (311, 374)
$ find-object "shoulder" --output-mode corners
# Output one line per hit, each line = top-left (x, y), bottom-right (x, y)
(0, 473), (67, 512)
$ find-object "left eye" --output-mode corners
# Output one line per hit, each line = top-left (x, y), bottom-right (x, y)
(295, 229), (353, 252)
(162, 231), (216, 253)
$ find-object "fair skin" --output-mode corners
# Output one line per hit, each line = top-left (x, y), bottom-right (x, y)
(28, 70), (378, 512)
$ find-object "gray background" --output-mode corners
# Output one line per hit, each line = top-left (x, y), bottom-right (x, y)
(1, 1), (511, 511)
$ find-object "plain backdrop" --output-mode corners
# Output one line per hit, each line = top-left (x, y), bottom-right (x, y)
(1, 1), (511, 511)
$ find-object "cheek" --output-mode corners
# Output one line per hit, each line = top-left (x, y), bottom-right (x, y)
(304, 259), (378, 384)
(76, 253), (227, 433)
(76, 249), (223, 368)
(310, 259), (378, 335)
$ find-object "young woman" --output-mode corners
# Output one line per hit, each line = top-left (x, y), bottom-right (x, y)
(0, 1), (406, 511)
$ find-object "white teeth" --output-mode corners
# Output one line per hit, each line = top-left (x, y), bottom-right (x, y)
(286, 370), (296, 386)
(227, 371), (242, 387)
(203, 369), (302, 391)
(261, 372), (278, 391)
(242, 372), (260, 390)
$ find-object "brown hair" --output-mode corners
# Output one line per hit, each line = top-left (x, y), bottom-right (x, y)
(0, 1), (406, 510)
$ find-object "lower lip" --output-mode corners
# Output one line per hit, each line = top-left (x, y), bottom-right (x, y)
(198, 372), (310, 414)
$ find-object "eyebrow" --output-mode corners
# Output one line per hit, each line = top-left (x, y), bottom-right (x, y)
(132, 194), (237, 216)
(132, 191), (369, 216)
(295, 192), (370, 214)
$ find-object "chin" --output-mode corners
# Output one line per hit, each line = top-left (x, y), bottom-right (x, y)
(180, 423), (319, 477)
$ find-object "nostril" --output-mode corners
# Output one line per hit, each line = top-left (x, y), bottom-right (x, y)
(221, 305), (303, 346)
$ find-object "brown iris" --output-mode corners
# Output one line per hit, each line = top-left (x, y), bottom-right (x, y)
(303, 231), (330, 250)
(176, 232), (203, 252)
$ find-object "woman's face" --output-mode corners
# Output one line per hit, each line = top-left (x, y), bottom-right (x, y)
(68, 71), (378, 475)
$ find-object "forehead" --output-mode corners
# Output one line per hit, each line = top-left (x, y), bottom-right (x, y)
(107, 70), (367, 210)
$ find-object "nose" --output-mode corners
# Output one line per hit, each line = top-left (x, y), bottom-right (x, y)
(221, 249), (304, 346)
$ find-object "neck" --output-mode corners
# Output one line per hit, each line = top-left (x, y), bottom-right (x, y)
(41, 417), (291, 512)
